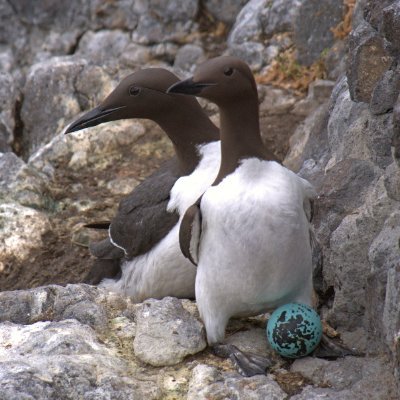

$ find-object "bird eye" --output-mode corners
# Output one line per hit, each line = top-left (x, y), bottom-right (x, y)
(129, 86), (140, 96)
(223, 67), (234, 76)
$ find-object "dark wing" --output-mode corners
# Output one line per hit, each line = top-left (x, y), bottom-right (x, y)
(89, 238), (125, 259)
(83, 258), (121, 285)
(109, 157), (181, 259)
(84, 221), (111, 229)
(179, 196), (203, 266)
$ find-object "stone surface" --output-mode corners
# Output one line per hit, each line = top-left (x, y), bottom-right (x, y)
(0, 319), (144, 400)
(76, 30), (131, 65)
(133, 297), (207, 366)
(228, 0), (268, 69)
(347, 21), (393, 103)
(173, 44), (205, 74)
(291, 356), (397, 399)
(293, 0), (343, 66)
(0, 73), (18, 152)
(381, 2), (400, 55)
(131, 0), (198, 44)
(0, 152), (51, 209)
(21, 57), (86, 157)
(370, 65), (400, 115)
(204, 0), (249, 24)
(261, 0), (302, 36)
(187, 364), (287, 400)
(0, 203), (51, 262)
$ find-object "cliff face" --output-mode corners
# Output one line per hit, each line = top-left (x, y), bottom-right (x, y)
(0, 0), (399, 399)
(286, 0), (400, 388)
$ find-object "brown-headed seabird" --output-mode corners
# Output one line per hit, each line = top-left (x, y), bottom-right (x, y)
(168, 56), (326, 376)
(65, 68), (220, 301)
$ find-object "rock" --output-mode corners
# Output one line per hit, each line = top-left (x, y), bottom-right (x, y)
(226, 328), (275, 359)
(370, 66), (400, 115)
(261, 0), (302, 36)
(293, 0), (344, 66)
(0, 203), (51, 262)
(28, 120), (145, 178)
(0, 319), (144, 399)
(187, 364), (287, 400)
(368, 211), (400, 346)
(174, 44), (205, 75)
(227, 0), (268, 69)
(89, 0), (139, 31)
(133, 297), (207, 367)
(364, 0), (396, 31)
(347, 21), (393, 103)
(21, 57), (86, 157)
(204, 0), (249, 24)
(229, 42), (266, 70)
(0, 73), (19, 152)
(106, 177), (140, 196)
(131, 0), (198, 44)
(0, 152), (51, 210)
(76, 30), (131, 65)
(291, 356), (397, 399)
(381, 2), (400, 56)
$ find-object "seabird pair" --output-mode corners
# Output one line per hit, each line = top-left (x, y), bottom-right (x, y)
(66, 56), (354, 376)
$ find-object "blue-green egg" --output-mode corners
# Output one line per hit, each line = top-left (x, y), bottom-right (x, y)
(266, 303), (322, 358)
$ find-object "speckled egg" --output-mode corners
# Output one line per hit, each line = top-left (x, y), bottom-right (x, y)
(266, 303), (322, 358)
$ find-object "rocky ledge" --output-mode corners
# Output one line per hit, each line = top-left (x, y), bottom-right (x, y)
(0, 284), (396, 399)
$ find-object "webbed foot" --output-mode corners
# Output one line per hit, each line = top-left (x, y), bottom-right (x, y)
(313, 333), (363, 358)
(212, 344), (272, 377)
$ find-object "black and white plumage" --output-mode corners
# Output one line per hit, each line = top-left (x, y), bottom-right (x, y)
(168, 56), (317, 375)
(65, 68), (220, 301)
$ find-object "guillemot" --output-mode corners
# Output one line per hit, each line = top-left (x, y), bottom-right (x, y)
(65, 68), (220, 301)
(168, 56), (320, 376)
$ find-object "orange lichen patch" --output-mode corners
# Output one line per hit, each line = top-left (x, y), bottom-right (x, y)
(322, 320), (341, 338)
(331, 0), (356, 40)
(256, 48), (327, 94)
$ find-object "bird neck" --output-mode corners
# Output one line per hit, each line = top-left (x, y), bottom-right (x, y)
(156, 109), (219, 176)
(213, 96), (274, 185)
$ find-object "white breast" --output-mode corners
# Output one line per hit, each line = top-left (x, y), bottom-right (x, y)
(196, 158), (316, 343)
(100, 141), (221, 302)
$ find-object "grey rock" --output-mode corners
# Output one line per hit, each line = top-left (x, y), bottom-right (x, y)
(53, 284), (108, 331)
(370, 66), (400, 115)
(228, 0), (267, 45)
(261, 0), (302, 36)
(292, 355), (398, 399)
(0, 284), (109, 329)
(381, 2), (400, 55)
(76, 30), (131, 65)
(226, 328), (274, 359)
(369, 212), (400, 340)
(131, 0), (198, 44)
(293, 0), (344, 66)
(0, 319), (144, 399)
(392, 93), (400, 164)
(0, 152), (51, 209)
(187, 364), (287, 400)
(133, 297), (206, 366)
(204, 0), (249, 24)
(174, 44), (205, 75)
(89, 0), (139, 31)
(228, 42), (266, 70)
(384, 162), (400, 201)
(347, 21), (393, 103)
(0, 73), (18, 152)
(21, 57), (86, 157)
(0, 203), (51, 262)
(364, 0), (396, 30)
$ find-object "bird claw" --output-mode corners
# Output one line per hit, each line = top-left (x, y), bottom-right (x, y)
(212, 344), (272, 377)
(313, 333), (364, 359)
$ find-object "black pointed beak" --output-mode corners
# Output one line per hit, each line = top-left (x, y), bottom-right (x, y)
(167, 78), (216, 95)
(65, 105), (126, 134)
